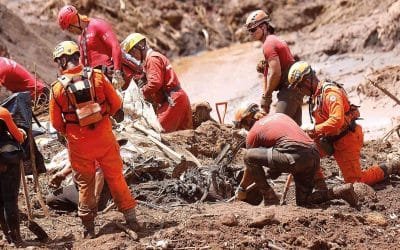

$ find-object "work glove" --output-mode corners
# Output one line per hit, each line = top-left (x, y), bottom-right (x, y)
(112, 70), (125, 90)
(260, 94), (273, 114)
(267, 170), (281, 180)
(18, 128), (27, 141)
(301, 123), (316, 138)
(50, 172), (66, 189)
(235, 186), (247, 201)
(256, 59), (266, 74)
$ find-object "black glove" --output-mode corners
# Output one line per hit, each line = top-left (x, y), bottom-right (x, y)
(267, 170), (281, 180)
(260, 94), (272, 114)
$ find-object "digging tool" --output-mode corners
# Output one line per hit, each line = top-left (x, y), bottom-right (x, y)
(19, 160), (48, 241)
(365, 77), (400, 105)
(227, 182), (257, 202)
(215, 101), (227, 124)
(28, 128), (50, 217)
(279, 174), (293, 205)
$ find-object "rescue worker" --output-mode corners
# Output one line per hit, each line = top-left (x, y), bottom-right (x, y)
(0, 107), (27, 245)
(121, 33), (193, 132)
(0, 57), (47, 100)
(245, 10), (303, 125)
(57, 5), (125, 89)
(287, 61), (400, 186)
(49, 41), (139, 239)
(233, 103), (358, 207)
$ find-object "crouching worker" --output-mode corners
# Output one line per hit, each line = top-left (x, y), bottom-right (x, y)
(121, 33), (192, 132)
(50, 41), (139, 239)
(233, 103), (358, 207)
(46, 163), (110, 213)
(287, 61), (400, 186)
(0, 107), (27, 245)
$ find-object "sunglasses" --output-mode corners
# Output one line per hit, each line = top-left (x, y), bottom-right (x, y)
(248, 26), (259, 33)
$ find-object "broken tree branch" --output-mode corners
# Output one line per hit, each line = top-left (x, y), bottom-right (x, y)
(365, 77), (400, 105)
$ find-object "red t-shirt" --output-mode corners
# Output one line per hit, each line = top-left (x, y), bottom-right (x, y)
(0, 57), (45, 97)
(79, 18), (122, 70)
(262, 35), (295, 78)
(246, 113), (313, 149)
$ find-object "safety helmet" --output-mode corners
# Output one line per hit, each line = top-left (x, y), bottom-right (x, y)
(288, 61), (313, 87)
(245, 10), (271, 30)
(121, 33), (147, 53)
(58, 5), (78, 30)
(233, 102), (260, 126)
(53, 41), (79, 61)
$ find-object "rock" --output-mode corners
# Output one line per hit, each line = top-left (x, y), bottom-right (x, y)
(365, 212), (388, 227)
(220, 213), (238, 227)
(248, 212), (279, 228)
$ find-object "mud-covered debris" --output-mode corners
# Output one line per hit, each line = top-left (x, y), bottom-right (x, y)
(248, 212), (279, 228)
(220, 213), (238, 227)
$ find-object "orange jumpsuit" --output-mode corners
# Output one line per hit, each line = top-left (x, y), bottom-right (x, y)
(0, 107), (24, 144)
(142, 50), (192, 132)
(312, 81), (385, 185)
(49, 65), (136, 221)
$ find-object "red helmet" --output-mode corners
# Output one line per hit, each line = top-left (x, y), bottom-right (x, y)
(58, 5), (78, 30)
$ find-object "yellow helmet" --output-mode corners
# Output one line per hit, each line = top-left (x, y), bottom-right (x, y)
(245, 10), (271, 30)
(121, 33), (146, 53)
(233, 102), (259, 126)
(53, 41), (79, 61)
(288, 61), (313, 87)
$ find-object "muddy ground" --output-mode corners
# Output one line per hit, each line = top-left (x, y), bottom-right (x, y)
(1, 0), (400, 249)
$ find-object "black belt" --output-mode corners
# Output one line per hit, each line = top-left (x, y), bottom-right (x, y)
(324, 120), (357, 143)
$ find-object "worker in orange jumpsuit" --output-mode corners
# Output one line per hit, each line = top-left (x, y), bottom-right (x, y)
(245, 10), (303, 125)
(49, 41), (139, 239)
(0, 107), (27, 246)
(0, 57), (46, 100)
(121, 33), (192, 132)
(287, 61), (400, 186)
(233, 103), (358, 207)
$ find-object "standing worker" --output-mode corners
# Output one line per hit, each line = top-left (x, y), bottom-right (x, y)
(287, 61), (400, 185)
(49, 41), (139, 239)
(233, 103), (358, 207)
(245, 10), (303, 125)
(0, 107), (27, 246)
(121, 33), (192, 132)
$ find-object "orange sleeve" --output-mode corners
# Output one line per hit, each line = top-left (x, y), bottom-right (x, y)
(314, 88), (345, 137)
(0, 107), (24, 143)
(49, 84), (66, 134)
(100, 73), (122, 115)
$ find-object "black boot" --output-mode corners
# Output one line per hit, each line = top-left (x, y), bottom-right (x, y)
(7, 218), (23, 247)
(123, 208), (141, 231)
(82, 219), (95, 239)
(0, 212), (11, 243)
(328, 183), (358, 207)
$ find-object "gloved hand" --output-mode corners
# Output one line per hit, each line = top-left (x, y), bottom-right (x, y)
(112, 70), (125, 90)
(267, 170), (281, 180)
(260, 94), (272, 114)
(18, 128), (27, 141)
(235, 186), (247, 201)
(301, 123), (316, 138)
(50, 172), (66, 189)
(256, 59), (266, 74)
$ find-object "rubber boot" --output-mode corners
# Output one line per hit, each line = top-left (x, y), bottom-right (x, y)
(0, 212), (11, 243)
(328, 183), (358, 207)
(81, 219), (95, 239)
(123, 208), (140, 231)
(7, 218), (23, 247)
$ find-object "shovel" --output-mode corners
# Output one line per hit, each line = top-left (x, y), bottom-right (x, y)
(19, 160), (48, 241)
